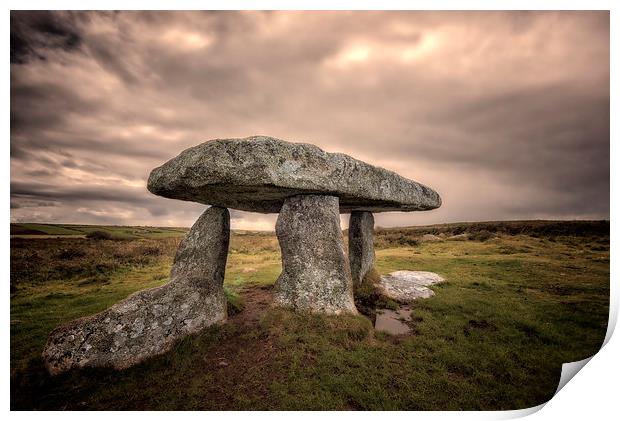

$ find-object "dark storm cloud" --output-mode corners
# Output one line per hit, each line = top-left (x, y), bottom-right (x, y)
(10, 11), (609, 228)
(11, 181), (151, 205)
(10, 77), (105, 136)
(10, 11), (83, 63)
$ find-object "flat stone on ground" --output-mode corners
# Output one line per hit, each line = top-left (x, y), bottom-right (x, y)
(148, 136), (441, 213)
(377, 270), (445, 302)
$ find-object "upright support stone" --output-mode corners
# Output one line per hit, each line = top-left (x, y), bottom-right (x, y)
(348, 211), (376, 285)
(42, 206), (230, 375)
(273, 195), (357, 314)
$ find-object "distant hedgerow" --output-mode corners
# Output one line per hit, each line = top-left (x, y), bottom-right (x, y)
(86, 230), (112, 240)
(470, 230), (493, 242)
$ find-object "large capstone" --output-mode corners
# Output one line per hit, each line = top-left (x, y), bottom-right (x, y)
(273, 195), (358, 314)
(42, 207), (230, 375)
(147, 136), (441, 213)
(348, 211), (376, 285)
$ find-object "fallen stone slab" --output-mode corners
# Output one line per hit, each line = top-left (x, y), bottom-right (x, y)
(42, 207), (230, 375)
(148, 136), (441, 213)
(273, 194), (357, 314)
(377, 270), (445, 302)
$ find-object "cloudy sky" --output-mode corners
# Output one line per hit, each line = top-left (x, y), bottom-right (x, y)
(10, 11), (609, 230)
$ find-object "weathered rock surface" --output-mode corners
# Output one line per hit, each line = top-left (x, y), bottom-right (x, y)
(148, 136), (441, 213)
(377, 270), (445, 302)
(42, 207), (230, 375)
(348, 211), (376, 285)
(273, 195), (357, 314)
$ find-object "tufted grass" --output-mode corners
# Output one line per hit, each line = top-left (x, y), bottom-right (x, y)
(10, 222), (609, 410)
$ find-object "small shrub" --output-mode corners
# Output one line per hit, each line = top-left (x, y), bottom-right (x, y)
(137, 245), (162, 256)
(86, 230), (112, 240)
(591, 245), (608, 252)
(400, 236), (420, 246)
(470, 230), (493, 242)
(57, 248), (87, 260)
(375, 232), (420, 248)
(362, 268), (381, 285)
(354, 268), (396, 318)
(382, 299), (400, 311)
(225, 288), (245, 315)
(77, 276), (110, 287)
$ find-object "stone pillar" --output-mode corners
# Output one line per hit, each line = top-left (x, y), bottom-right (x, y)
(273, 195), (357, 314)
(42, 206), (230, 375)
(348, 211), (376, 286)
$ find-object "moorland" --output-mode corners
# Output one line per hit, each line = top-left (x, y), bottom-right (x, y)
(10, 220), (609, 410)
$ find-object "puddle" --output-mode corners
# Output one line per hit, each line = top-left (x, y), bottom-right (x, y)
(374, 308), (412, 335)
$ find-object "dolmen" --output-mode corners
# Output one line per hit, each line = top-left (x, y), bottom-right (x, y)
(42, 136), (441, 374)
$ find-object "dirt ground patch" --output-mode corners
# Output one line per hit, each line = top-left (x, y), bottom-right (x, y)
(188, 285), (281, 409)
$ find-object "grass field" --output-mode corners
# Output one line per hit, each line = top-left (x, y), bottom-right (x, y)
(10, 221), (609, 410)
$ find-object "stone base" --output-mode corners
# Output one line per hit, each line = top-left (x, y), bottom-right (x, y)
(42, 207), (230, 375)
(273, 195), (357, 314)
(348, 211), (376, 286)
(377, 271), (445, 302)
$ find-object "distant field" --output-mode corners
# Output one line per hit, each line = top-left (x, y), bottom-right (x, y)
(11, 223), (188, 239)
(10, 220), (609, 410)
(11, 219), (608, 239)
(376, 219), (610, 237)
